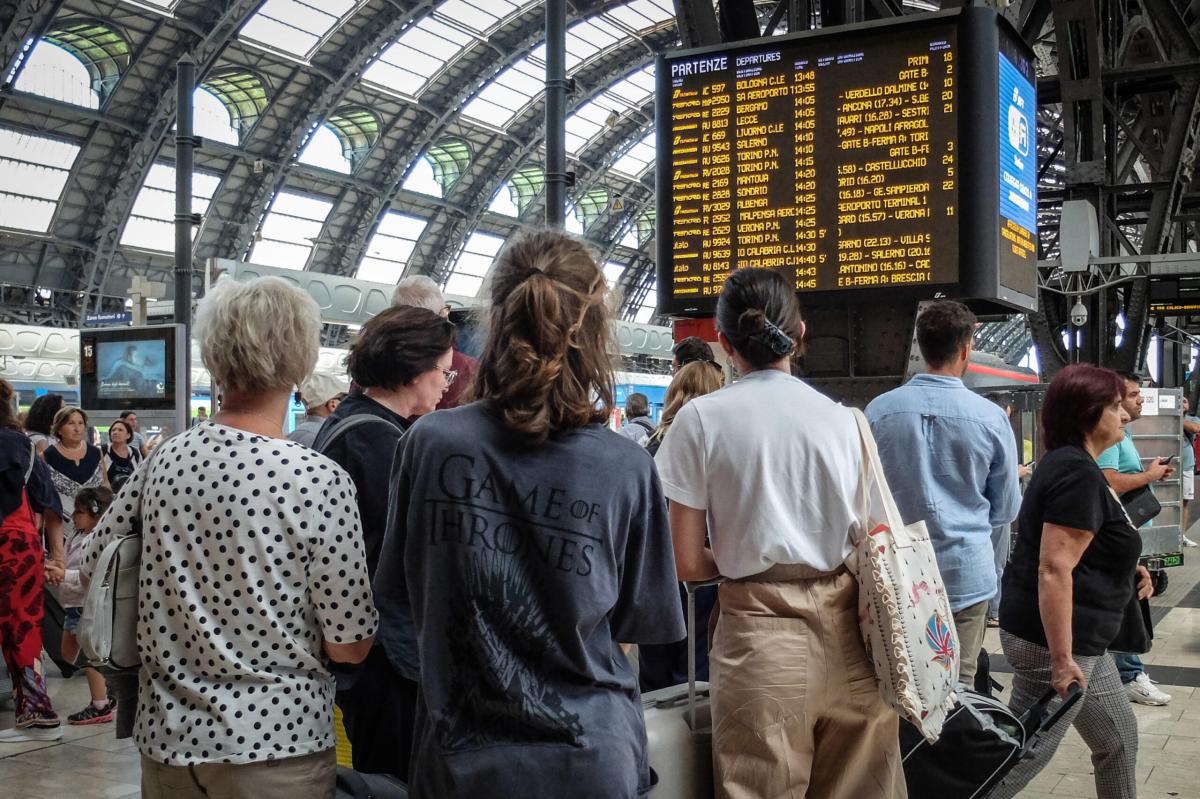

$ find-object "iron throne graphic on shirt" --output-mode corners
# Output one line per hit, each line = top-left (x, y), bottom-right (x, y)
(437, 549), (585, 750)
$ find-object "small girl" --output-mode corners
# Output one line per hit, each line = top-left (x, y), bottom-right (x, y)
(57, 486), (115, 725)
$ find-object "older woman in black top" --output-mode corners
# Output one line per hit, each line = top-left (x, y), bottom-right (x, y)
(992, 364), (1152, 799)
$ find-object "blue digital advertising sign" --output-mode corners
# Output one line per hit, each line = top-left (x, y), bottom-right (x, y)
(998, 50), (1037, 294)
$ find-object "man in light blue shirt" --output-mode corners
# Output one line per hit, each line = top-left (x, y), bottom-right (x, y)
(1097, 372), (1173, 706)
(866, 301), (1020, 682)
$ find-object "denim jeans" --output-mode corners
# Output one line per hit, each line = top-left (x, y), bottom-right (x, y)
(1111, 652), (1143, 684)
(988, 524), (1012, 619)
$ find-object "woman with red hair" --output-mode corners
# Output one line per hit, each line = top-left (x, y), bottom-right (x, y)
(992, 364), (1151, 799)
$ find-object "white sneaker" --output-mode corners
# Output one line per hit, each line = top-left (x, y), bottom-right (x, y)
(1128, 672), (1172, 705)
(0, 724), (62, 742)
(1182, 535), (1198, 547)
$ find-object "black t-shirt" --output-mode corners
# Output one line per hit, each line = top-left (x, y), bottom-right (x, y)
(999, 445), (1142, 655)
(103, 445), (140, 490)
(316, 392), (410, 578)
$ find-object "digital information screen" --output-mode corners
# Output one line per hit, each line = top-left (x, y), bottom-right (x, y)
(657, 8), (1037, 316)
(96, 339), (167, 400)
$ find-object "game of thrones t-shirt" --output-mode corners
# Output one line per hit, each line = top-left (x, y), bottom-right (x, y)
(374, 402), (685, 799)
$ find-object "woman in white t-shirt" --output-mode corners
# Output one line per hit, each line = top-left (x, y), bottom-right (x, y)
(655, 268), (905, 799)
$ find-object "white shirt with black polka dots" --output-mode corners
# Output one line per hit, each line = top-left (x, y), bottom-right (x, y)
(83, 422), (378, 766)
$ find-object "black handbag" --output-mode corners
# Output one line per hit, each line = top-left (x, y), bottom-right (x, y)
(1120, 485), (1161, 528)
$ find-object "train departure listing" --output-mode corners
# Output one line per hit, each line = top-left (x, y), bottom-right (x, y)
(664, 24), (960, 302)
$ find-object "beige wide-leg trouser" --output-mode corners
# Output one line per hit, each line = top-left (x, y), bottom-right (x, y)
(709, 564), (907, 799)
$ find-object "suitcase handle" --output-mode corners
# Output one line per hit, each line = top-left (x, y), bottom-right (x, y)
(1018, 683), (1083, 759)
(683, 578), (724, 729)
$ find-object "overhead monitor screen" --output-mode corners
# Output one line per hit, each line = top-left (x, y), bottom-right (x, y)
(657, 8), (1037, 315)
(997, 43), (1038, 297)
(95, 339), (167, 400)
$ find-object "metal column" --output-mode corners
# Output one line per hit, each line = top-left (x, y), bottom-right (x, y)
(544, 0), (567, 227)
(175, 54), (197, 415)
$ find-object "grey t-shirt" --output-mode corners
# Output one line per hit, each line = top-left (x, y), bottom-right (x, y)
(375, 403), (684, 798)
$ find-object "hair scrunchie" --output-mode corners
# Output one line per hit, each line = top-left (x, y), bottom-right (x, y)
(751, 318), (795, 357)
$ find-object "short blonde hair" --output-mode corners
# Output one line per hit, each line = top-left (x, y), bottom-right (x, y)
(195, 276), (320, 394)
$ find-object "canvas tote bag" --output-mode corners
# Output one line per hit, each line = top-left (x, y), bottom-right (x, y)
(847, 408), (959, 742)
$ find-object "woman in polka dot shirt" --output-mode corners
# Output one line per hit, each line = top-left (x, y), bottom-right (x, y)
(83, 276), (377, 799)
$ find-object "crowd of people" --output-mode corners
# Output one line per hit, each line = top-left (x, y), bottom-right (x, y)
(0, 228), (1173, 799)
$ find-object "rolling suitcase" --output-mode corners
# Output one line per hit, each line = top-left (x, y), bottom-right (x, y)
(643, 578), (719, 799)
(900, 683), (1083, 799)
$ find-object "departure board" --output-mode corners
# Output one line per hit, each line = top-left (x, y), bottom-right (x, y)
(657, 9), (1038, 315)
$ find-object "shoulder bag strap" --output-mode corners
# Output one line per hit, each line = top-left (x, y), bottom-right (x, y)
(849, 407), (906, 536)
(23, 439), (35, 485)
(315, 414), (404, 455)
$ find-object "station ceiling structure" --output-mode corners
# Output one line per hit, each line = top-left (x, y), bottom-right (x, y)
(0, 0), (1196, 380)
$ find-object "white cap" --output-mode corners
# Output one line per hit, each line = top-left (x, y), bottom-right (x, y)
(299, 372), (348, 409)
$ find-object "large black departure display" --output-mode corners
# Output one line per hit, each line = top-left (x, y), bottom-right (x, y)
(656, 8), (1037, 316)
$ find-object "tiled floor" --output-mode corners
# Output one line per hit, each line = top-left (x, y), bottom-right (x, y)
(3, 556), (1200, 797)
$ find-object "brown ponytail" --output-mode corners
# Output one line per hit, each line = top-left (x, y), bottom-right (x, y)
(716, 268), (804, 370)
(475, 230), (615, 443)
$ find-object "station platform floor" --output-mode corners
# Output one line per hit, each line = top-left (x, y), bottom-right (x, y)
(3, 551), (1200, 798)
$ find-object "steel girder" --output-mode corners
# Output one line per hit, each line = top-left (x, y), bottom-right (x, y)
(207, 1), (422, 265)
(71, 0), (266, 323)
(411, 28), (676, 287)
(310, 4), (555, 280)
(0, 0), (66, 81)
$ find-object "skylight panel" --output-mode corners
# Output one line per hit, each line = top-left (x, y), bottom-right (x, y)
(488, 185), (519, 217)
(0, 127), (82, 233)
(612, 131), (656, 177)
(194, 88), (239, 145)
(248, 190), (334, 270)
(444, 231), (504, 297)
(603, 261), (625, 287)
(364, 16), (473, 97)
(355, 212), (427, 283)
(13, 39), (100, 109)
(240, 0), (358, 58)
(633, 287), (658, 323)
(605, 0), (676, 34)
(564, 17), (624, 70)
(121, 162), (219, 252)
(298, 124), (351, 173)
(461, 11), (646, 128)
(437, 0), (528, 34)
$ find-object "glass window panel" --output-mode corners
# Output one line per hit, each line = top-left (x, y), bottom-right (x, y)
(634, 287), (658, 323)
(443, 272), (483, 297)
(239, 15), (319, 56)
(362, 60), (423, 96)
(403, 157), (443, 196)
(248, 239), (313, 270)
(298, 123), (352, 173)
(355, 257), (405, 284)
(377, 211), (428, 239)
(271, 191), (334, 220)
(354, 211), (427, 283)
(612, 132), (655, 177)
(0, 194), (56, 232)
(245, 190), (333, 269)
(603, 261), (624, 286)
(488, 184), (519, 217)
(13, 39), (99, 108)
(0, 127), (81, 233)
(120, 162), (219, 252)
(194, 87), (238, 145)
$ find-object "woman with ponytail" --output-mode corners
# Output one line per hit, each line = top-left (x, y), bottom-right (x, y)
(374, 230), (684, 797)
(655, 268), (906, 798)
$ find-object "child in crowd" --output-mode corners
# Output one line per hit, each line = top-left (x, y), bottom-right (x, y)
(57, 486), (115, 724)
